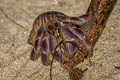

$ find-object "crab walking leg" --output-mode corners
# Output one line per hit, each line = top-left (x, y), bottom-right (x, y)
(60, 13), (91, 25)
(61, 26), (78, 56)
(78, 13), (92, 23)
(54, 50), (64, 63)
(65, 23), (93, 52)
(67, 41), (78, 56)
(30, 29), (43, 61)
(41, 52), (50, 66)
(49, 35), (64, 63)
(40, 32), (51, 66)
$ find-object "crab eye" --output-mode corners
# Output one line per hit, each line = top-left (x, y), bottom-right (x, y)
(54, 22), (59, 28)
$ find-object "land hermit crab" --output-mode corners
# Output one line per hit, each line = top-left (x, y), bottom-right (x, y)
(28, 11), (93, 79)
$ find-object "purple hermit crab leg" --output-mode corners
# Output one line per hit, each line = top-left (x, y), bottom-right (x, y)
(61, 26), (78, 56)
(60, 14), (91, 25)
(49, 35), (57, 51)
(65, 23), (93, 52)
(41, 32), (50, 55)
(49, 35), (64, 62)
(40, 31), (50, 66)
(60, 16), (83, 25)
(41, 52), (50, 66)
(78, 13), (92, 23)
(67, 41), (78, 56)
(30, 29), (43, 61)
(50, 40), (64, 80)
(63, 40), (87, 60)
(67, 13), (92, 24)
(54, 50), (64, 63)
(61, 25), (76, 40)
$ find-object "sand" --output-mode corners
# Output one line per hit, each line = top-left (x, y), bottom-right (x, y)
(0, 0), (120, 80)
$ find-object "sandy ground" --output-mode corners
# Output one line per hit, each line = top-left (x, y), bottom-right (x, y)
(0, 0), (120, 80)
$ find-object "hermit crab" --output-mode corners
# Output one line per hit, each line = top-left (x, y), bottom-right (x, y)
(28, 11), (93, 79)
